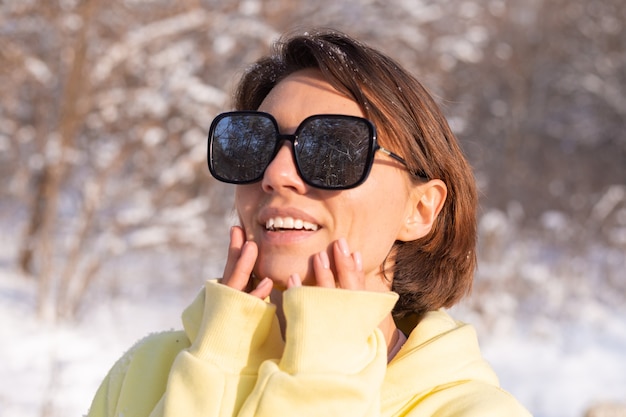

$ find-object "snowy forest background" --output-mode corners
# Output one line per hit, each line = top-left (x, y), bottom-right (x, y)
(1, 0), (625, 416)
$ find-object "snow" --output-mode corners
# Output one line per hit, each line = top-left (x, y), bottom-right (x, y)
(1, 225), (625, 417)
(484, 333), (626, 417)
(0, 258), (194, 417)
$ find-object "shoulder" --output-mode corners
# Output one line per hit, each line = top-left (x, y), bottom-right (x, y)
(131, 329), (190, 358)
(88, 330), (190, 417)
(113, 329), (190, 379)
(406, 381), (532, 417)
(446, 380), (533, 416)
(387, 311), (532, 417)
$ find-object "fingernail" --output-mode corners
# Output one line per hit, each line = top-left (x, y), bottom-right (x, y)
(353, 251), (363, 271)
(289, 273), (302, 288)
(319, 251), (330, 269)
(257, 277), (271, 289)
(338, 238), (350, 257)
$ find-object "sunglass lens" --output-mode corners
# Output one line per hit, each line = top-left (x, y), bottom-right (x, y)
(210, 114), (276, 183)
(296, 118), (372, 188)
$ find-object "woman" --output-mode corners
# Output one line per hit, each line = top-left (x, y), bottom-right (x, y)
(88, 29), (531, 417)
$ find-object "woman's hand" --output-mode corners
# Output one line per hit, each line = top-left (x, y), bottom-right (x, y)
(285, 238), (402, 353)
(221, 226), (273, 299)
(288, 238), (366, 291)
(222, 227), (365, 296)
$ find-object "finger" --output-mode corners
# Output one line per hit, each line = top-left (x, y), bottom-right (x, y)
(249, 277), (274, 299)
(287, 273), (303, 289)
(223, 240), (258, 291)
(313, 250), (335, 288)
(333, 238), (365, 290)
(222, 226), (245, 283)
(352, 251), (363, 272)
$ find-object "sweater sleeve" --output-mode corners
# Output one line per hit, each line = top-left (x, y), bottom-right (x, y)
(237, 286), (399, 417)
(152, 281), (284, 417)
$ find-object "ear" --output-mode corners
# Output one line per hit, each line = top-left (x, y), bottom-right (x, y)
(396, 179), (447, 242)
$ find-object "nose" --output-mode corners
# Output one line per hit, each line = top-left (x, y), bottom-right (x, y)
(261, 142), (308, 194)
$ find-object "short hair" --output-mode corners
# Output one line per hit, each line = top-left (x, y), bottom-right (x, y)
(233, 29), (477, 327)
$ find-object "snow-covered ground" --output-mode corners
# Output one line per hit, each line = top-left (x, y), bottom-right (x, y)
(0, 267), (189, 417)
(1, 226), (625, 417)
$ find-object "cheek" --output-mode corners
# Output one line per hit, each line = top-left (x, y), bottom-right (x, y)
(347, 173), (411, 231)
(359, 200), (404, 242)
(342, 189), (407, 256)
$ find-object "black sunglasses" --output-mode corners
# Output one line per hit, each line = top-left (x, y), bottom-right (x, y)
(207, 111), (424, 190)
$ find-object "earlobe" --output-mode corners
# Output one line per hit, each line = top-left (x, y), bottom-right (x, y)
(397, 179), (447, 242)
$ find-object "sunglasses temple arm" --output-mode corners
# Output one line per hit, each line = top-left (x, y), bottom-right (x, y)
(378, 146), (405, 164)
(377, 146), (429, 180)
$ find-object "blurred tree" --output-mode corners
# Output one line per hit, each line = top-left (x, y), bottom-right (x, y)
(1, 0), (277, 318)
(1, 0), (624, 320)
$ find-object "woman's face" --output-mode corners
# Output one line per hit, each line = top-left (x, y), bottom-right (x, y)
(235, 69), (420, 291)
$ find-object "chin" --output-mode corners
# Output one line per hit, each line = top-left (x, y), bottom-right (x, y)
(255, 253), (314, 285)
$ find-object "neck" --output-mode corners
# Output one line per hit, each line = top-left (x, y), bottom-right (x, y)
(379, 313), (399, 355)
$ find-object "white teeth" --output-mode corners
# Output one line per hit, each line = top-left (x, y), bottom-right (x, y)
(303, 221), (318, 231)
(265, 216), (319, 231)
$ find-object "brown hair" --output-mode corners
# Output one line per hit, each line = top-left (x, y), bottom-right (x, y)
(233, 29), (477, 327)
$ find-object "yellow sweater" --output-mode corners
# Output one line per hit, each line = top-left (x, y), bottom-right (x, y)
(88, 281), (531, 417)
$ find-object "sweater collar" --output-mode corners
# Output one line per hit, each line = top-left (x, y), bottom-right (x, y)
(383, 310), (499, 408)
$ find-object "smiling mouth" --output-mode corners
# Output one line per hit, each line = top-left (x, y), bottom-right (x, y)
(265, 216), (320, 232)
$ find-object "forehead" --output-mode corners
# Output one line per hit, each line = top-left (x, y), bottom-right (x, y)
(258, 68), (364, 133)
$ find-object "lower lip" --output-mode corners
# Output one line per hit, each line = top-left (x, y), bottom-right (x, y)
(261, 228), (319, 244)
